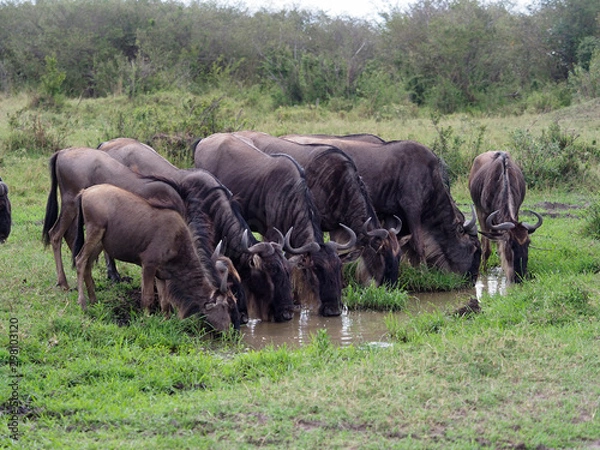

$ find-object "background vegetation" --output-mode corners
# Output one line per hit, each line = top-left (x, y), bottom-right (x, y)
(0, 0), (599, 114)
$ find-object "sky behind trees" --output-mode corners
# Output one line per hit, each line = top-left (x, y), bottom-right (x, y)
(238, 0), (533, 20)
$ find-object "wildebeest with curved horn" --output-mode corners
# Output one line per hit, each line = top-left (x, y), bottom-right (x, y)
(283, 135), (481, 284)
(233, 130), (408, 287)
(468, 151), (542, 283)
(0, 177), (11, 243)
(73, 184), (240, 332)
(194, 133), (358, 316)
(97, 137), (295, 323)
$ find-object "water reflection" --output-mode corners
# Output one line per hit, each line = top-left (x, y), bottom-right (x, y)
(242, 270), (507, 350)
(475, 267), (507, 299)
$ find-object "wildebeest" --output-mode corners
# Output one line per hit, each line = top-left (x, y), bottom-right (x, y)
(73, 184), (240, 332)
(97, 137), (295, 322)
(194, 133), (358, 316)
(283, 135), (481, 284)
(234, 130), (407, 287)
(42, 147), (186, 290)
(468, 151), (542, 283)
(0, 177), (11, 243)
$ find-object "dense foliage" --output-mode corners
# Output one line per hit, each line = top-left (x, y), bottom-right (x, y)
(0, 0), (598, 114)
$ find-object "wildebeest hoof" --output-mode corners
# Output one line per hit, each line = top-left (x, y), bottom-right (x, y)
(320, 304), (342, 317)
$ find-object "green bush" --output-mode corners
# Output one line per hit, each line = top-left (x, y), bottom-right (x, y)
(569, 49), (600, 100)
(509, 122), (593, 189)
(582, 196), (600, 239)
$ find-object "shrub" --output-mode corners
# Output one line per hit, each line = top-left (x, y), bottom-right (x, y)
(508, 122), (594, 189)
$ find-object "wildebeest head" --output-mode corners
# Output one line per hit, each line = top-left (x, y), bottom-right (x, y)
(0, 177), (11, 243)
(354, 216), (409, 286)
(284, 224), (357, 316)
(419, 198), (481, 285)
(482, 210), (543, 283)
(239, 229), (295, 322)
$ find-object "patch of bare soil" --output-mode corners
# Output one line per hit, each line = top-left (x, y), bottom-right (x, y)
(534, 201), (587, 219)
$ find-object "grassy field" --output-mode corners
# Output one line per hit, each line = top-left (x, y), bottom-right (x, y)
(1, 92), (600, 448)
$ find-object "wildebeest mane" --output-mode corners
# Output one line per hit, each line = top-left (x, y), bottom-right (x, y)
(309, 146), (380, 228)
(269, 153), (324, 245)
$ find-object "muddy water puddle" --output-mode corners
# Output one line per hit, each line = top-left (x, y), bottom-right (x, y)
(242, 268), (507, 350)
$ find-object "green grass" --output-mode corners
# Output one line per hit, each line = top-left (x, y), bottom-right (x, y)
(1, 93), (600, 448)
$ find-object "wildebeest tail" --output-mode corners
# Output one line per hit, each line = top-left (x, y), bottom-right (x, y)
(72, 193), (85, 268)
(42, 152), (59, 246)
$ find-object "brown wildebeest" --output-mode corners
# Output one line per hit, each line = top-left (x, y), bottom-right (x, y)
(73, 184), (240, 332)
(194, 133), (358, 316)
(283, 135), (481, 284)
(468, 151), (543, 283)
(42, 147), (186, 290)
(97, 137), (295, 323)
(234, 130), (408, 287)
(0, 177), (11, 243)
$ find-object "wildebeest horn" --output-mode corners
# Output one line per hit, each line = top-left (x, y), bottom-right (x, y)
(0, 182), (7, 196)
(271, 227), (285, 248)
(486, 210), (515, 231)
(212, 239), (225, 259)
(284, 227), (320, 255)
(328, 223), (357, 251)
(388, 215), (402, 235)
(464, 205), (478, 235)
(363, 217), (389, 239)
(241, 229), (275, 256)
(522, 210), (543, 233)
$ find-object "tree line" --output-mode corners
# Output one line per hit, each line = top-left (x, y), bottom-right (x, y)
(0, 0), (598, 114)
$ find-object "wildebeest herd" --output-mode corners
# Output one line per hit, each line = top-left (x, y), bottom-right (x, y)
(3, 132), (544, 334)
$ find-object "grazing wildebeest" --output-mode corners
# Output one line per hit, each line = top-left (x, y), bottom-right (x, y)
(97, 137), (295, 323)
(42, 147), (186, 290)
(73, 184), (240, 332)
(194, 133), (358, 316)
(0, 177), (11, 243)
(468, 151), (543, 283)
(283, 135), (481, 284)
(234, 130), (407, 287)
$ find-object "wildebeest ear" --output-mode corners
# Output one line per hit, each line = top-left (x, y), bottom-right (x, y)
(250, 254), (262, 269)
(287, 253), (311, 269)
(339, 249), (362, 264)
(398, 234), (412, 247)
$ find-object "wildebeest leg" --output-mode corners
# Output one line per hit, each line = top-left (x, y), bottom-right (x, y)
(404, 218), (425, 266)
(155, 278), (172, 316)
(477, 211), (491, 271)
(104, 252), (130, 283)
(140, 265), (158, 311)
(49, 208), (78, 290)
(75, 229), (104, 310)
(481, 235), (492, 272)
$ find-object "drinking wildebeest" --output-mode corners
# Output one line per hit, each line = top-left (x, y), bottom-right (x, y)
(234, 130), (407, 287)
(283, 135), (481, 284)
(468, 151), (542, 283)
(194, 133), (358, 316)
(73, 184), (240, 332)
(0, 177), (11, 243)
(97, 137), (295, 322)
